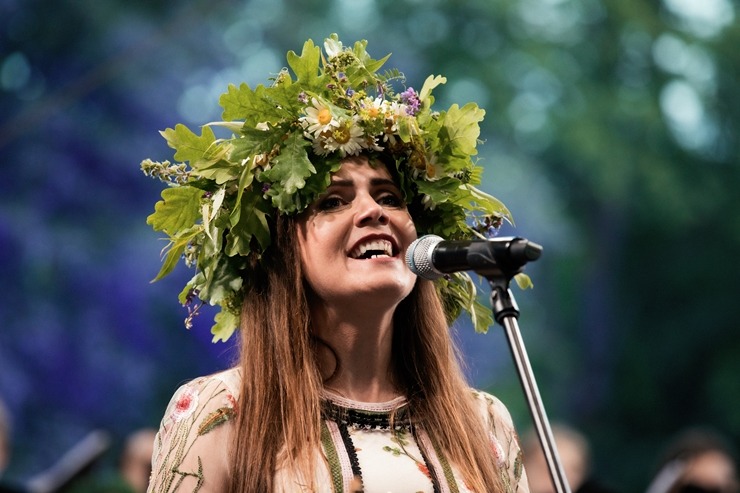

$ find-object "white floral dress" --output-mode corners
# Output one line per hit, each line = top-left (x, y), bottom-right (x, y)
(147, 368), (529, 493)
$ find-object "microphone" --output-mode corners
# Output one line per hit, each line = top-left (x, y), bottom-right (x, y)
(405, 234), (543, 280)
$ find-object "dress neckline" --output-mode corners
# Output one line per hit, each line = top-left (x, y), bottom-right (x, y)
(321, 390), (412, 430)
(321, 389), (407, 412)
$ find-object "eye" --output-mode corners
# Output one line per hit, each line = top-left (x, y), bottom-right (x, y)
(317, 195), (345, 211)
(377, 192), (404, 208)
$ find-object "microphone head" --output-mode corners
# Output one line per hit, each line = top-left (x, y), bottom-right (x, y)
(405, 234), (445, 280)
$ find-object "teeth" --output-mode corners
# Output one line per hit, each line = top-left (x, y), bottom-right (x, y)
(351, 239), (393, 259)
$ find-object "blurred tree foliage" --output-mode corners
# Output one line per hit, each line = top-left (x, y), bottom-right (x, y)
(0, 0), (738, 491)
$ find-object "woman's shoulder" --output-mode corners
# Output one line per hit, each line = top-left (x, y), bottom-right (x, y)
(183, 366), (242, 397)
(468, 388), (527, 488)
(468, 388), (515, 424)
(161, 367), (242, 433)
(149, 368), (242, 492)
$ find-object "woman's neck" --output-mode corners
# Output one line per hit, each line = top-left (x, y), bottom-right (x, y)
(312, 303), (400, 402)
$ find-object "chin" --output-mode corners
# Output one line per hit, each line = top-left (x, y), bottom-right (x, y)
(355, 279), (416, 303)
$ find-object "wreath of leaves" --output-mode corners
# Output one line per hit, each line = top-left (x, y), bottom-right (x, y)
(142, 34), (521, 342)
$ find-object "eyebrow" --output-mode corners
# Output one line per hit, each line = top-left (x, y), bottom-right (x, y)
(328, 178), (399, 188)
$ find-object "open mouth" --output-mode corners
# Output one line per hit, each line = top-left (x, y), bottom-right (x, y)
(349, 239), (396, 259)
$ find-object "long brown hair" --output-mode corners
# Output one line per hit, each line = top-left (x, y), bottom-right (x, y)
(228, 201), (505, 492)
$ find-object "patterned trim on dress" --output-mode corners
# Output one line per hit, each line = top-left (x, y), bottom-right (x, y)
(321, 395), (413, 430)
(320, 395), (451, 493)
(320, 420), (344, 493)
(337, 421), (364, 490)
(416, 428), (455, 493)
(413, 427), (444, 493)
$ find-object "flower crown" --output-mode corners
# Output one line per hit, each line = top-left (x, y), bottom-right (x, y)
(142, 34), (519, 342)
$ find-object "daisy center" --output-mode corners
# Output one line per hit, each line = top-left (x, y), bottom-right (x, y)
(318, 108), (332, 125)
(333, 126), (351, 144)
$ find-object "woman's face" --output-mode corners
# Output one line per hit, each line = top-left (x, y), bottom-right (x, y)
(297, 157), (418, 309)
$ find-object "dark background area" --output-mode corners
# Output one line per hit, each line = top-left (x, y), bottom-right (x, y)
(1, 0), (738, 491)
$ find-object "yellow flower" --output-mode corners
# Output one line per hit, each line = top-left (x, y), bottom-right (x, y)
(300, 98), (339, 137)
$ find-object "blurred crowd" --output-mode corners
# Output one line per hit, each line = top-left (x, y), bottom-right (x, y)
(0, 396), (155, 493)
(522, 422), (739, 493)
(1, 394), (737, 493)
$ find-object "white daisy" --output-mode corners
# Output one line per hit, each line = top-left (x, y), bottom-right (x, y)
(331, 118), (365, 156)
(300, 98), (339, 137)
(309, 130), (338, 156)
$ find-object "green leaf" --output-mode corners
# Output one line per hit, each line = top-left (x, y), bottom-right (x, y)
(230, 125), (287, 162)
(152, 237), (187, 282)
(228, 161), (256, 227)
(470, 296), (494, 334)
(460, 185), (514, 225)
(178, 276), (197, 305)
(457, 184), (513, 223)
(415, 177), (462, 204)
(514, 273), (534, 289)
(444, 273), (493, 334)
(262, 131), (315, 211)
(219, 83), (287, 124)
(161, 124), (216, 164)
(211, 309), (239, 343)
(193, 158), (241, 184)
(287, 39), (321, 86)
(226, 193), (270, 257)
(195, 256), (243, 305)
(441, 103), (485, 157)
(147, 186), (202, 235)
(419, 74), (446, 103)
(205, 121), (244, 134)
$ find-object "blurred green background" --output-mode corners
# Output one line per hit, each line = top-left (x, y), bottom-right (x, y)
(1, 0), (738, 491)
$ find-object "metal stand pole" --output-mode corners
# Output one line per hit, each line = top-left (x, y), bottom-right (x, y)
(488, 279), (571, 493)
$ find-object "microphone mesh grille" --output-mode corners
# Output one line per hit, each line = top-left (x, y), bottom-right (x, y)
(405, 235), (444, 280)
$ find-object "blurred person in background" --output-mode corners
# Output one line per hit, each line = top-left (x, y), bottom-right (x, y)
(522, 423), (617, 493)
(119, 429), (156, 493)
(142, 35), (531, 492)
(646, 427), (738, 493)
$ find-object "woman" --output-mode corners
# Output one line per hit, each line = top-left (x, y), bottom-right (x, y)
(143, 35), (529, 492)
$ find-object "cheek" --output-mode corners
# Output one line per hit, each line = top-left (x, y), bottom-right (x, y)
(398, 212), (417, 243)
(296, 217), (339, 274)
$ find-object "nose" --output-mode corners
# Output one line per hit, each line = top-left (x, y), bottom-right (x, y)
(354, 193), (389, 226)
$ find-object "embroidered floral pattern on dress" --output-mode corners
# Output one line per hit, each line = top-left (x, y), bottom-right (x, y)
(170, 386), (199, 422)
(382, 430), (435, 481)
(148, 371), (240, 493)
(490, 431), (507, 468)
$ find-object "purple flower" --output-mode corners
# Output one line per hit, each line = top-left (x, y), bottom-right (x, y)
(298, 91), (308, 104)
(346, 88), (355, 97)
(485, 226), (500, 238)
(261, 183), (271, 193)
(400, 87), (421, 116)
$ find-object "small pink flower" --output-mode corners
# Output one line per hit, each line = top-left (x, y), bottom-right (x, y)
(490, 432), (506, 467)
(171, 386), (199, 422)
(226, 393), (237, 413)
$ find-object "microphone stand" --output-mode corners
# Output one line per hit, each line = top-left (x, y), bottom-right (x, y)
(474, 238), (571, 493)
